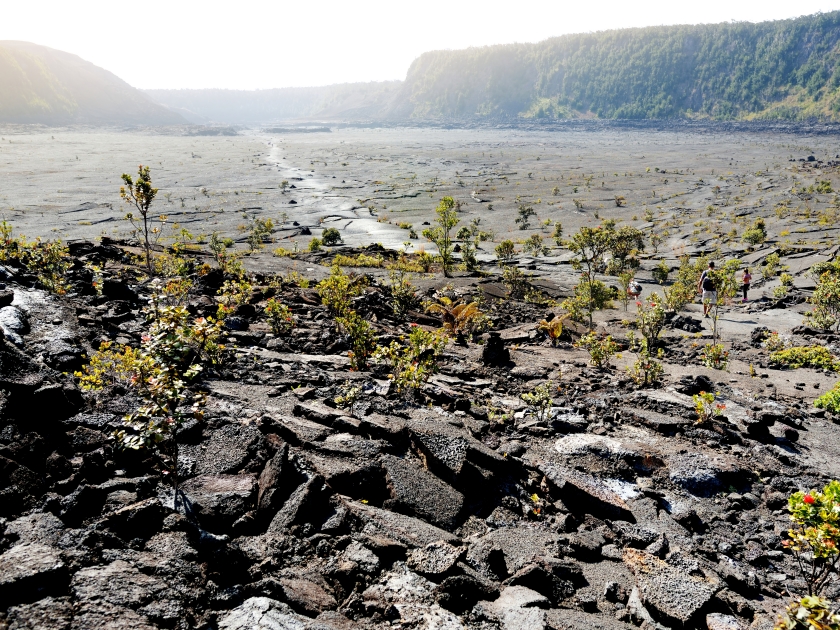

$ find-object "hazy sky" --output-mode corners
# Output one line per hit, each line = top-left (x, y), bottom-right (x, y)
(4, 1), (840, 90)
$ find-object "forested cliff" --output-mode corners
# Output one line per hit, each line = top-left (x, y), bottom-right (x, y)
(389, 12), (840, 120)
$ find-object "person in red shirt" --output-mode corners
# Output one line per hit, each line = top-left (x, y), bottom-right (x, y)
(742, 268), (752, 303)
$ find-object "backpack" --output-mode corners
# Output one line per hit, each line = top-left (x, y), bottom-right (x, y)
(701, 271), (715, 291)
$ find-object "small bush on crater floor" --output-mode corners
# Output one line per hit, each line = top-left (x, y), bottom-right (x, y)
(783, 481), (840, 596)
(770, 346), (839, 372)
(815, 383), (840, 414)
(318, 265), (367, 318)
(775, 596), (840, 630)
(701, 342), (730, 370)
(373, 326), (447, 395)
(520, 380), (556, 422)
(264, 298), (294, 335)
(575, 333), (620, 369)
(321, 227), (342, 246)
(336, 311), (378, 371)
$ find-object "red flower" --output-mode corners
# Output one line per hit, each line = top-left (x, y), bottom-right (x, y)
(804, 494), (816, 504)
(409, 323), (418, 327)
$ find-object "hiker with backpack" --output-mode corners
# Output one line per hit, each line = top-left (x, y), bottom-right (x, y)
(628, 278), (643, 301)
(698, 261), (716, 318)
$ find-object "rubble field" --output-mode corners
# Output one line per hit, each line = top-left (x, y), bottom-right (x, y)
(1, 123), (840, 629)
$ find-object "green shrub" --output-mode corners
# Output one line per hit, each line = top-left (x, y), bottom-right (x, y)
(243, 217), (274, 251)
(503, 266), (529, 299)
(515, 204), (536, 229)
(520, 381), (556, 422)
(562, 279), (614, 324)
(626, 336), (665, 387)
(762, 253), (782, 279)
(75, 301), (224, 490)
(156, 252), (194, 283)
(806, 269), (840, 331)
(321, 227), (342, 246)
(663, 280), (695, 312)
(336, 311), (377, 370)
(575, 333), (620, 369)
(456, 218), (488, 271)
(422, 197), (459, 277)
(0, 222), (70, 295)
(334, 381), (362, 416)
(605, 225), (645, 275)
(700, 343), (730, 370)
(552, 222), (563, 245)
(309, 237), (323, 252)
(763, 331), (789, 352)
(120, 165), (161, 273)
(652, 259), (669, 284)
(566, 224), (616, 327)
(495, 239), (516, 265)
(523, 234), (548, 257)
(264, 298), (294, 335)
(743, 217), (767, 246)
(317, 265), (366, 318)
(281, 270), (310, 289)
(332, 253), (383, 268)
(775, 596), (840, 630)
(783, 481), (840, 596)
(373, 326), (447, 394)
(216, 277), (253, 320)
(770, 346), (840, 371)
(693, 391), (724, 424)
(635, 292), (665, 349)
(387, 269), (420, 319)
(815, 382), (840, 414)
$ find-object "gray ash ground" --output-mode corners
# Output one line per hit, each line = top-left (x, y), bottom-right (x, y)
(0, 123), (840, 629)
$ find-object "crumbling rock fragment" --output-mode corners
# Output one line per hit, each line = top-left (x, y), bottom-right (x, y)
(361, 564), (462, 628)
(218, 596), (309, 630)
(381, 454), (465, 530)
(406, 540), (463, 575)
(481, 331), (510, 366)
(257, 443), (289, 513)
(434, 572), (499, 614)
(623, 548), (718, 626)
(668, 452), (741, 497)
(0, 543), (66, 606)
(0, 288), (14, 308)
(179, 474), (257, 531)
(305, 451), (386, 503)
(341, 499), (459, 548)
(190, 422), (266, 475)
(268, 474), (325, 533)
(273, 572), (337, 616)
(467, 526), (561, 580)
(3, 595), (74, 630)
(707, 612), (747, 629)
(538, 461), (635, 522)
(504, 555), (585, 604)
(475, 585), (549, 630)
